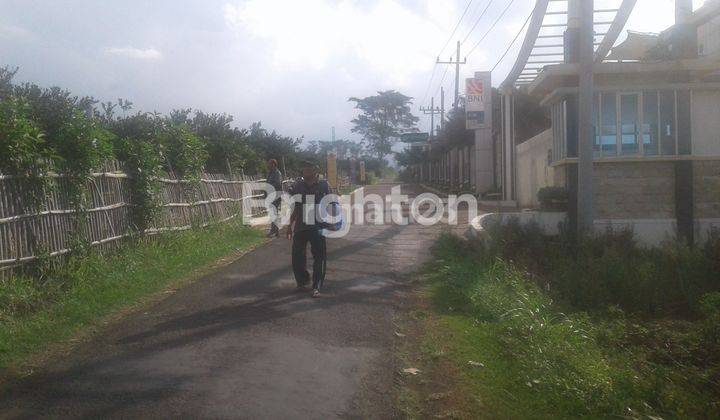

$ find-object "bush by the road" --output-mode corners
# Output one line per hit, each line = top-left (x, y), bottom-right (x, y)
(425, 229), (720, 418)
(481, 220), (720, 316)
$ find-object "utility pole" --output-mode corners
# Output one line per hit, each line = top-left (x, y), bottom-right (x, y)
(420, 97), (441, 139)
(440, 87), (446, 130)
(437, 41), (467, 109)
(576, 0), (594, 236)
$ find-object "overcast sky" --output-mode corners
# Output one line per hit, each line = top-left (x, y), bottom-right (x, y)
(0, 0), (708, 145)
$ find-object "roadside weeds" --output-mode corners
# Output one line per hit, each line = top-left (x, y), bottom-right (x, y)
(0, 223), (267, 384)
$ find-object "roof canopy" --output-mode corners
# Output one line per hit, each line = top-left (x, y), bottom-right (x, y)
(501, 0), (638, 90)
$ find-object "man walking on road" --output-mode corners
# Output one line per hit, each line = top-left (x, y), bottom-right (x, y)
(266, 159), (283, 238)
(287, 161), (329, 298)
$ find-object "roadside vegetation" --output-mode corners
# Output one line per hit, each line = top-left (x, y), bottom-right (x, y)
(0, 66), (396, 373)
(0, 66), (389, 187)
(0, 222), (263, 373)
(413, 224), (720, 418)
(0, 64), (391, 243)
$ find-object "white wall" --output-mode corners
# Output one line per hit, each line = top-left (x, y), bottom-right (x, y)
(692, 89), (720, 155)
(698, 14), (720, 57)
(516, 129), (554, 208)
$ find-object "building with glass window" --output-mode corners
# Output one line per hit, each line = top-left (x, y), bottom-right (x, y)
(509, 0), (720, 245)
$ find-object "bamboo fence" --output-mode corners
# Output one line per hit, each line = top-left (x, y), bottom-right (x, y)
(0, 161), (270, 278)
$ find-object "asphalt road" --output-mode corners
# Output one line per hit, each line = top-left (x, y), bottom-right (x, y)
(0, 183), (442, 419)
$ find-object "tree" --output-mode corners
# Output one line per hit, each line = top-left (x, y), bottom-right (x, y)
(0, 66), (18, 100)
(245, 122), (304, 174)
(435, 106), (474, 149)
(310, 139), (363, 160)
(395, 146), (427, 168)
(349, 90), (418, 160)
(186, 111), (261, 175)
(513, 89), (550, 144)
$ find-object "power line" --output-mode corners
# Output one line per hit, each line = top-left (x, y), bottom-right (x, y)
(420, 64), (438, 109)
(466, 0), (517, 57)
(437, 41), (467, 108)
(437, 0), (475, 59)
(433, 64), (451, 101)
(491, 4), (533, 72)
(422, 64), (450, 131)
(461, 0), (495, 45)
(421, 0), (474, 107)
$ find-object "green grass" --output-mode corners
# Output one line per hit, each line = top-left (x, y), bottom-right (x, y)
(420, 234), (720, 419)
(0, 222), (264, 373)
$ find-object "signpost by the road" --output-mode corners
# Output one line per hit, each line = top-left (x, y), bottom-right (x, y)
(467, 71), (494, 193)
(466, 73), (492, 130)
(327, 152), (338, 190)
(400, 132), (429, 143)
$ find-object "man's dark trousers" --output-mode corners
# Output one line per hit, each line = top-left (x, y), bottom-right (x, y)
(269, 198), (281, 235)
(292, 229), (326, 290)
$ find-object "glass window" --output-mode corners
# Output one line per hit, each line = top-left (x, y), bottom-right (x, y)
(660, 90), (676, 155)
(600, 92), (617, 156)
(620, 94), (639, 155)
(642, 91), (659, 156)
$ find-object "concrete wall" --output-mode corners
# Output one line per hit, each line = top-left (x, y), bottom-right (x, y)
(474, 128), (494, 193)
(478, 155), (720, 246)
(594, 161), (676, 219)
(516, 129), (554, 208)
(694, 160), (720, 219)
(691, 89), (720, 155)
(698, 14), (720, 56)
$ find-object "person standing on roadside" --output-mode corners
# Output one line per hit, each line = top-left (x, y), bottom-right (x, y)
(287, 161), (329, 298)
(266, 159), (283, 238)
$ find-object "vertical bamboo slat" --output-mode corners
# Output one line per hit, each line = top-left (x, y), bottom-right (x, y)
(0, 164), (264, 278)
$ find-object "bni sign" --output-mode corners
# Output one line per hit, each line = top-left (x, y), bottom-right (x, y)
(466, 72), (491, 130)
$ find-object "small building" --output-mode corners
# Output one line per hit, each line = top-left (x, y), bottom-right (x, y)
(501, 0), (720, 245)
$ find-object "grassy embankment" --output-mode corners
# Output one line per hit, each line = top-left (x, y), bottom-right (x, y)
(0, 222), (264, 373)
(399, 225), (720, 419)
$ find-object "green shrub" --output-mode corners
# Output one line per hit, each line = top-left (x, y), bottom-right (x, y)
(157, 123), (208, 180)
(54, 110), (115, 209)
(0, 97), (55, 208)
(430, 234), (720, 418)
(0, 276), (52, 322)
(476, 222), (719, 316)
(107, 114), (164, 232)
(54, 111), (114, 176)
(431, 237), (620, 414)
(699, 292), (720, 346)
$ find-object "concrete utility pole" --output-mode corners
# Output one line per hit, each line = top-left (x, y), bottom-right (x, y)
(420, 98), (441, 139)
(676, 0), (692, 24)
(576, 0), (595, 236)
(440, 87), (446, 130)
(437, 41), (467, 109)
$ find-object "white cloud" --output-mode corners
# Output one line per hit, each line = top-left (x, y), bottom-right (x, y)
(104, 47), (162, 60)
(0, 24), (31, 39)
(625, 0), (708, 34)
(223, 0), (445, 85)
